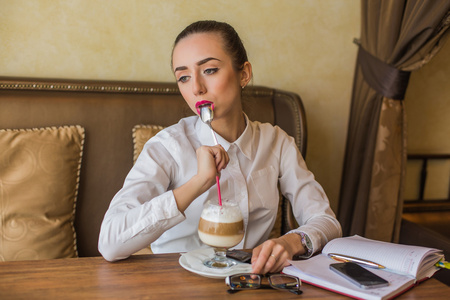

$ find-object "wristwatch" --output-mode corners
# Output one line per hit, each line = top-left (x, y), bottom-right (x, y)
(287, 230), (313, 257)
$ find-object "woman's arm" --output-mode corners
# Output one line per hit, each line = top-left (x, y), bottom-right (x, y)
(98, 140), (229, 262)
(251, 134), (341, 273)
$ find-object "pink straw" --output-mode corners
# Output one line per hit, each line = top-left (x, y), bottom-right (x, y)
(216, 175), (222, 206)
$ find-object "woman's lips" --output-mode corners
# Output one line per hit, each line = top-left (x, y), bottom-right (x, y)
(195, 100), (214, 115)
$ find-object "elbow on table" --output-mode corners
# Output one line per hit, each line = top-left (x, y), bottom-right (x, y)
(98, 234), (130, 262)
(98, 242), (130, 262)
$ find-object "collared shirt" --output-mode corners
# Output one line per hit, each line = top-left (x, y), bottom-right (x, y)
(98, 115), (342, 261)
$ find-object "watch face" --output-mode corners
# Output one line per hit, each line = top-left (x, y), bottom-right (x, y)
(299, 232), (312, 255)
(305, 235), (312, 248)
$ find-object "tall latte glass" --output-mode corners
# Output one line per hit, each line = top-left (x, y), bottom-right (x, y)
(198, 200), (244, 268)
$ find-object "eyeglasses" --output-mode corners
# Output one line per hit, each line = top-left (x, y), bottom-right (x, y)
(225, 273), (302, 295)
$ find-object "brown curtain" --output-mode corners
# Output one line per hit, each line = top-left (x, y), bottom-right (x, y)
(338, 0), (450, 242)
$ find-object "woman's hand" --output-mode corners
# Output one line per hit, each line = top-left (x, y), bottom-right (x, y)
(173, 145), (229, 213)
(251, 233), (304, 274)
(196, 145), (229, 187)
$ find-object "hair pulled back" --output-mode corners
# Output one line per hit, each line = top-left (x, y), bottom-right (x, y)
(172, 20), (248, 72)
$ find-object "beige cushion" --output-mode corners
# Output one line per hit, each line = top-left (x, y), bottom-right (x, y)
(132, 125), (165, 164)
(0, 126), (85, 261)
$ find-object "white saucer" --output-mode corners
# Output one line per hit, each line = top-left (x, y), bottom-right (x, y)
(178, 248), (252, 279)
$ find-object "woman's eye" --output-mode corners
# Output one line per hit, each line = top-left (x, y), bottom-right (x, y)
(177, 76), (189, 83)
(204, 68), (218, 75)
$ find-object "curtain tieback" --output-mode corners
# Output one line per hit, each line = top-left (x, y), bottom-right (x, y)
(358, 46), (411, 100)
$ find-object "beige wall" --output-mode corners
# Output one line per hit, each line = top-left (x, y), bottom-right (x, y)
(0, 0), (362, 211)
(404, 41), (450, 201)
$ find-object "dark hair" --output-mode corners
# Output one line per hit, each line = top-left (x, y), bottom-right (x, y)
(172, 20), (248, 71)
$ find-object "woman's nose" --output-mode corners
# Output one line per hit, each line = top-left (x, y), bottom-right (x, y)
(192, 76), (206, 95)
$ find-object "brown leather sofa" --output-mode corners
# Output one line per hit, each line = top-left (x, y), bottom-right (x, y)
(0, 76), (306, 259)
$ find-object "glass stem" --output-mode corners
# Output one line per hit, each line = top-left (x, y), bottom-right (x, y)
(213, 247), (227, 262)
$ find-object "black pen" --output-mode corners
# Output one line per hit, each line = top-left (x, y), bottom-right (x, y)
(328, 253), (386, 269)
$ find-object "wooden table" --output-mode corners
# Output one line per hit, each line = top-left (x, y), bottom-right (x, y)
(0, 253), (448, 299)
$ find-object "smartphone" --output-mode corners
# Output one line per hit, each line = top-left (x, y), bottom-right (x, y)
(329, 262), (389, 289)
(226, 250), (252, 263)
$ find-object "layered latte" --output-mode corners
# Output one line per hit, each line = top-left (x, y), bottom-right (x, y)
(198, 202), (244, 248)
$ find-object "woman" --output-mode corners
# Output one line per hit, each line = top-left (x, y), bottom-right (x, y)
(98, 20), (341, 274)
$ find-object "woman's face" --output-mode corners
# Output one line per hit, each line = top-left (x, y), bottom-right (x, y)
(172, 32), (246, 122)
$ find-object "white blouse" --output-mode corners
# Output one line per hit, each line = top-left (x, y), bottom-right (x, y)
(98, 115), (341, 261)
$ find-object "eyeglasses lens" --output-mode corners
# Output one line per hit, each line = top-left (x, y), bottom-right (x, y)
(230, 274), (261, 289)
(269, 274), (300, 291)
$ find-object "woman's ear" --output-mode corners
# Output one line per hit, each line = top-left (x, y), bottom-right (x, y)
(240, 62), (253, 88)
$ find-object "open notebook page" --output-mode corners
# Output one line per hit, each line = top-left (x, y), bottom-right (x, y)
(284, 255), (416, 300)
(322, 235), (443, 278)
